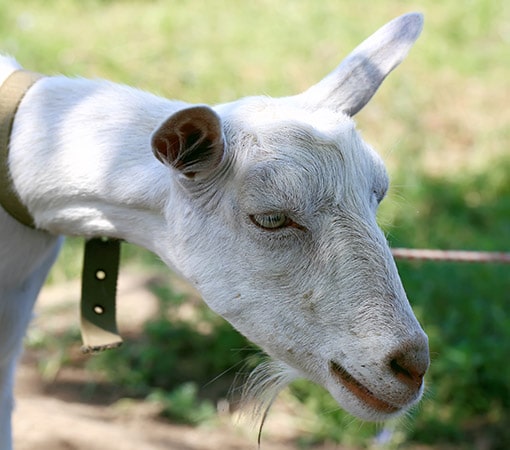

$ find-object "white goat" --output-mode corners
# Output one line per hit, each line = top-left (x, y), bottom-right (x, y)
(0, 13), (429, 448)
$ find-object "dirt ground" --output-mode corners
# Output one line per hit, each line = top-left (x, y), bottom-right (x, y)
(14, 361), (345, 450)
(12, 270), (349, 450)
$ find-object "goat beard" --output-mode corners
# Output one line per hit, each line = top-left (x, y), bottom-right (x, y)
(230, 359), (299, 445)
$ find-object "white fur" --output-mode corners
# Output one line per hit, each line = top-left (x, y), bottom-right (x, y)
(0, 13), (428, 449)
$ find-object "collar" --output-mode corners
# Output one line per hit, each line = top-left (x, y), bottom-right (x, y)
(0, 69), (123, 353)
(0, 69), (43, 228)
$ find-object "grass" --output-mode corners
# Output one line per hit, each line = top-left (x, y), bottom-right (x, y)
(2, 0), (509, 447)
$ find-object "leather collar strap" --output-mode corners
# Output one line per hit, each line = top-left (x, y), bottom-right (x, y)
(81, 237), (123, 353)
(0, 70), (122, 352)
(0, 70), (43, 228)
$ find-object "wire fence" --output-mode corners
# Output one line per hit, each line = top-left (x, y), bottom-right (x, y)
(391, 248), (510, 264)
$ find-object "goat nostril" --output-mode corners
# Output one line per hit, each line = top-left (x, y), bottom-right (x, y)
(390, 354), (426, 390)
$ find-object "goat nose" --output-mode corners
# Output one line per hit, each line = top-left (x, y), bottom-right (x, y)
(388, 339), (429, 390)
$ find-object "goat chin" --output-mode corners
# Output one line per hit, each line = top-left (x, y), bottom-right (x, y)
(235, 357), (417, 432)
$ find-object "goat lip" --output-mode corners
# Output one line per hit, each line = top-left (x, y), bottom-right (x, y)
(329, 361), (400, 414)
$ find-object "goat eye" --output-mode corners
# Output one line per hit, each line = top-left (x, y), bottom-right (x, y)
(250, 213), (289, 230)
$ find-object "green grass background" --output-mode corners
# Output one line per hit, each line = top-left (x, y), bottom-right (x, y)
(1, 0), (509, 448)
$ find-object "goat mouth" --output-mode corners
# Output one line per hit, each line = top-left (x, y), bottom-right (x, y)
(329, 361), (400, 414)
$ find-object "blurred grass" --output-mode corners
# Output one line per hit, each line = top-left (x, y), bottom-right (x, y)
(2, 0), (509, 448)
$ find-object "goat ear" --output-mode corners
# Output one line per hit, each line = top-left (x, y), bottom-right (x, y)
(297, 12), (424, 116)
(151, 106), (225, 179)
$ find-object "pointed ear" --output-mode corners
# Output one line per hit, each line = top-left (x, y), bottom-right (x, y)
(297, 12), (424, 116)
(151, 106), (225, 179)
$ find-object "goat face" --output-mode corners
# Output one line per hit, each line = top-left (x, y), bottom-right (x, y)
(151, 13), (429, 421)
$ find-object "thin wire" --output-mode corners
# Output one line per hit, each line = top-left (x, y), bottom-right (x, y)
(392, 248), (510, 264)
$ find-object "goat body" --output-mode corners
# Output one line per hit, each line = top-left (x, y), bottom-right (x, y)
(0, 13), (429, 449)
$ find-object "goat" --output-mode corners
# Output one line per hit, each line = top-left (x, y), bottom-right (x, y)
(0, 12), (429, 448)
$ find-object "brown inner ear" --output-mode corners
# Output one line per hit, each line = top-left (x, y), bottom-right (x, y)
(182, 126), (202, 149)
(152, 106), (224, 178)
(176, 122), (222, 177)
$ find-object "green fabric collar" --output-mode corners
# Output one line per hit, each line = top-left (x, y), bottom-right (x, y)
(81, 237), (123, 353)
(0, 70), (43, 228)
(0, 69), (122, 352)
